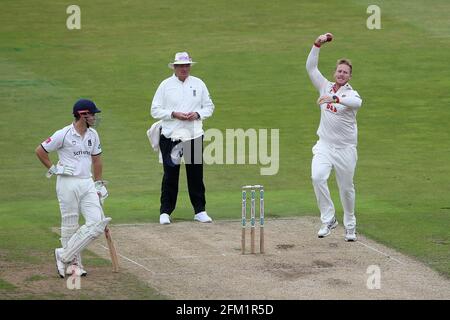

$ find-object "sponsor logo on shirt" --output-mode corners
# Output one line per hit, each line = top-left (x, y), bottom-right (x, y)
(193, 89), (196, 97)
(73, 150), (91, 156)
(88, 139), (92, 146)
(326, 103), (337, 113)
(45, 137), (52, 144)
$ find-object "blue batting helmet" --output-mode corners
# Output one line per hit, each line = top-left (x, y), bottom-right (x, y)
(73, 99), (101, 115)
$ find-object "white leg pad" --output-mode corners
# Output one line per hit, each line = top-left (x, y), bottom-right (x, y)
(60, 213), (79, 248)
(61, 217), (111, 263)
(75, 253), (83, 267)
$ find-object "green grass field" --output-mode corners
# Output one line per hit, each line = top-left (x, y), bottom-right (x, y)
(1, 0), (449, 298)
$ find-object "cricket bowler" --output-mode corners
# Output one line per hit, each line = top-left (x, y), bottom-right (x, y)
(306, 33), (363, 241)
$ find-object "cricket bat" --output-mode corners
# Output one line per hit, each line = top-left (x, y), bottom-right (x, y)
(96, 183), (119, 273)
(104, 226), (119, 273)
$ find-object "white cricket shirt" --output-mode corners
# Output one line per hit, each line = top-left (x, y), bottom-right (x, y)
(151, 74), (215, 141)
(40, 123), (102, 178)
(306, 46), (363, 148)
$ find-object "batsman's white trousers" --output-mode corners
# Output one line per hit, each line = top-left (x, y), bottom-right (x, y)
(311, 140), (357, 229)
(56, 176), (104, 224)
(56, 175), (104, 257)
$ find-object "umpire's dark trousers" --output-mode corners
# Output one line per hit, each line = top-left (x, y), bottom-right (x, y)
(159, 134), (206, 215)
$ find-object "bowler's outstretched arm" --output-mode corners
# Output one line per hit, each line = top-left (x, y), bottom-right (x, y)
(306, 45), (327, 92)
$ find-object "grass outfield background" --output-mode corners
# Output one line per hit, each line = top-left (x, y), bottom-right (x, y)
(0, 0), (449, 297)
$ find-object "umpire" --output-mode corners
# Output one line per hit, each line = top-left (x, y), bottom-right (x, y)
(151, 52), (215, 225)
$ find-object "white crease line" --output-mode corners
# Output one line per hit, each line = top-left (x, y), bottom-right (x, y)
(97, 244), (198, 276)
(111, 223), (152, 227)
(98, 244), (155, 275)
(357, 241), (405, 265)
(140, 253), (227, 261)
(111, 218), (301, 227)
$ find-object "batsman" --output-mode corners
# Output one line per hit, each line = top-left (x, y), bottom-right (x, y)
(35, 99), (111, 278)
(306, 33), (363, 241)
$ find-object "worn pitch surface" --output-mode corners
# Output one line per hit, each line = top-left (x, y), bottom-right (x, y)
(90, 217), (450, 299)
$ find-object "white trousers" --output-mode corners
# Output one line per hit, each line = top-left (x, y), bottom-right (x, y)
(56, 176), (104, 256)
(311, 141), (357, 229)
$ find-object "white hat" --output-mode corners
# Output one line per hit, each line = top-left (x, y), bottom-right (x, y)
(168, 52), (196, 69)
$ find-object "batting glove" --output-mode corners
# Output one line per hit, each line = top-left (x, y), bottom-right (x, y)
(95, 180), (109, 205)
(46, 164), (75, 178)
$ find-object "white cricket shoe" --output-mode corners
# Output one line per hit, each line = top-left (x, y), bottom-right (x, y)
(160, 213), (171, 225)
(194, 211), (212, 223)
(345, 228), (357, 242)
(317, 218), (338, 238)
(54, 248), (66, 278)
